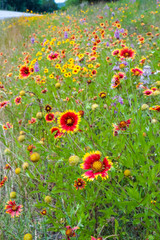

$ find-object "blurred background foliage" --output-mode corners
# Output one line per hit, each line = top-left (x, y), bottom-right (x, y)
(0, 0), (119, 12)
(0, 0), (58, 12)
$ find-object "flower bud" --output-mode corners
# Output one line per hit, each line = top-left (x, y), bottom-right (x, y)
(22, 162), (29, 170)
(141, 104), (149, 110)
(4, 148), (11, 155)
(36, 112), (43, 119)
(69, 155), (80, 166)
(30, 152), (40, 163)
(19, 90), (25, 96)
(151, 119), (158, 124)
(44, 196), (52, 203)
(24, 233), (33, 240)
(10, 192), (16, 198)
(91, 104), (99, 111)
(124, 169), (131, 177)
(15, 168), (21, 174)
(17, 135), (25, 142)
(55, 83), (61, 88)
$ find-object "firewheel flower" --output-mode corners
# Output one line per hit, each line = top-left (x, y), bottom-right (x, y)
(131, 68), (143, 76)
(149, 105), (160, 112)
(14, 96), (21, 105)
(19, 65), (31, 79)
(58, 110), (81, 133)
(119, 47), (135, 59)
(0, 101), (9, 109)
(91, 237), (103, 240)
(80, 151), (112, 181)
(50, 127), (63, 138)
(112, 119), (131, 136)
(47, 52), (59, 61)
(65, 226), (79, 240)
(5, 200), (23, 218)
(0, 176), (7, 188)
(3, 122), (13, 130)
(143, 89), (153, 96)
(74, 178), (86, 190)
(45, 113), (55, 122)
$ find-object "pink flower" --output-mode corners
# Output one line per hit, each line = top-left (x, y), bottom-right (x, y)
(28, 118), (36, 124)
(5, 200), (23, 218)
(65, 225), (79, 240)
(91, 237), (103, 240)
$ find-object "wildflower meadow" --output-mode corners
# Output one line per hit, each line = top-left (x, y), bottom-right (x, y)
(0, 0), (160, 239)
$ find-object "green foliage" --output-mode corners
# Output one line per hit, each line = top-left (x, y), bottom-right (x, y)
(1, 0), (58, 12)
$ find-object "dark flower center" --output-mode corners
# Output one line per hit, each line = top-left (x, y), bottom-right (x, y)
(24, 69), (29, 74)
(66, 117), (74, 126)
(124, 52), (129, 57)
(48, 115), (53, 120)
(115, 79), (120, 85)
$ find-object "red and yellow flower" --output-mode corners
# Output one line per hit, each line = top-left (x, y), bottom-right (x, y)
(58, 110), (81, 133)
(0, 176), (7, 188)
(119, 47), (135, 59)
(47, 52), (59, 61)
(74, 178), (86, 190)
(19, 65), (31, 79)
(40, 209), (47, 215)
(131, 68), (143, 76)
(81, 151), (112, 181)
(50, 127), (63, 138)
(14, 96), (21, 105)
(45, 113), (55, 122)
(3, 122), (13, 130)
(5, 200), (23, 218)
(149, 105), (160, 112)
(112, 49), (120, 56)
(28, 118), (36, 124)
(143, 89), (153, 96)
(91, 237), (103, 240)
(0, 101), (9, 109)
(112, 119), (131, 136)
(65, 226), (79, 240)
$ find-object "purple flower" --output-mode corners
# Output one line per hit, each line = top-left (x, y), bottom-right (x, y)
(106, 42), (110, 47)
(31, 37), (35, 44)
(104, 5), (109, 10)
(34, 61), (39, 72)
(120, 28), (124, 33)
(64, 31), (68, 39)
(112, 66), (120, 71)
(114, 29), (120, 39)
(118, 96), (124, 105)
(112, 12), (115, 16)
(112, 96), (124, 105)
